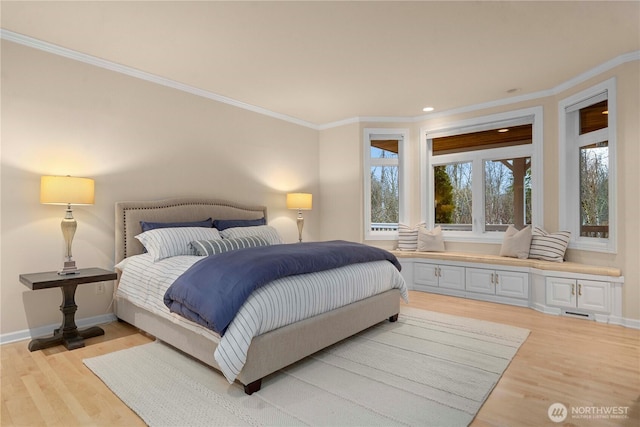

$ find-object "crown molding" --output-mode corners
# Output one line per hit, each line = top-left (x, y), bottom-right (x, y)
(2, 29), (638, 131)
(0, 29), (320, 130)
(389, 49), (640, 126)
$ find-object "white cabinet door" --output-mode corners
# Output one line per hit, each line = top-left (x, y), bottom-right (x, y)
(546, 278), (610, 313)
(414, 263), (438, 287)
(438, 265), (466, 290)
(495, 270), (529, 299)
(465, 268), (495, 294)
(546, 277), (577, 308)
(467, 268), (529, 298)
(414, 263), (465, 290)
(577, 280), (610, 312)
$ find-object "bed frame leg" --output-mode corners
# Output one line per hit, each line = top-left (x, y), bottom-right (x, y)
(389, 313), (399, 322)
(244, 379), (262, 395)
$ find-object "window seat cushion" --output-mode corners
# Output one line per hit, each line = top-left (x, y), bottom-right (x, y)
(390, 250), (622, 277)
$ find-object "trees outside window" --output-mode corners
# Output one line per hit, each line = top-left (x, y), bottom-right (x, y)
(370, 149), (399, 227)
(580, 142), (609, 238)
(364, 129), (408, 240)
(484, 157), (531, 231)
(559, 78), (616, 253)
(434, 162), (472, 230)
(424, 108), (541, 241)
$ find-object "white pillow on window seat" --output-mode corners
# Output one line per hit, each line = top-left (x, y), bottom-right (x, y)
(417, 226), (445, 252)
(499, 225), (532, 259)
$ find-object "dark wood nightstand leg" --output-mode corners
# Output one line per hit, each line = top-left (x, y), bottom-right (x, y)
(28, 284), (104, 351)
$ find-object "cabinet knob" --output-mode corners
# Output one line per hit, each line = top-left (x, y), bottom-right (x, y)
(572, 283), (575, 295)
(578, 283), (582, 296)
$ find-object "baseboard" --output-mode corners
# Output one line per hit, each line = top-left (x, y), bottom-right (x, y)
(0, 313), (117, 346)
(619, 317), (640, 330)
(530, 302), (561, 316)
(530, 304), (640, 330)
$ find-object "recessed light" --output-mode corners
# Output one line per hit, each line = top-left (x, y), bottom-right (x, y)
(498, 128), (509, 133)
(422, 107), (435, 112)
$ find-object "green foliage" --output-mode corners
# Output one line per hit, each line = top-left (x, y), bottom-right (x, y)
(434, 166), (454, 223)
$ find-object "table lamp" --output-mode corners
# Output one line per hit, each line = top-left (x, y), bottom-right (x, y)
(40, 176), (95, 275)
(286, 193), (312, 243)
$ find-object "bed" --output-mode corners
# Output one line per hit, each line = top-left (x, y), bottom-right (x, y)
(114, 197), (407, 394)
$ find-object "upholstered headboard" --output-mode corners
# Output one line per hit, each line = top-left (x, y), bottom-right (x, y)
(115, 198), (268, 263)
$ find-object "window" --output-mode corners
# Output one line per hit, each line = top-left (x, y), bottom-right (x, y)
(421, 107), (543, 242)
(559, 78), (616, 252)
(364, 128), (408, 240)
(580, 141), (609, 238)
(434, 162), (472, 231)
(484, 156), (531, 231)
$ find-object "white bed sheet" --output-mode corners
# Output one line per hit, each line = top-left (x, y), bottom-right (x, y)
(116, 252), (408, 382)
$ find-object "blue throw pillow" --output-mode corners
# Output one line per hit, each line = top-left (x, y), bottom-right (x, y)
(140, 218), (213, 232)
(213, 218), (266, 231)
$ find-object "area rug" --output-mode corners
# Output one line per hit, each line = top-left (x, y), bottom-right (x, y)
(84, 307), (529, 426)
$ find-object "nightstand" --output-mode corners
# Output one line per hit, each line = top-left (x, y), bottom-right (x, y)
(19, 267), (118, 351)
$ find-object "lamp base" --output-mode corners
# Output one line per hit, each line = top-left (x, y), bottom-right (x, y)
(296, 215), (304, 243)
(58, 261), (79, 275)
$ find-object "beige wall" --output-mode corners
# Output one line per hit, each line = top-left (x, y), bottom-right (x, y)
(319, 62), (639, 322)
(1, 41), (319, 336)
(2, 39), (638, 339)
(318, 123), (362, 242)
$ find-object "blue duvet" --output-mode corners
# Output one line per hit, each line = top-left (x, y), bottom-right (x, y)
(164, 240), (401, 335)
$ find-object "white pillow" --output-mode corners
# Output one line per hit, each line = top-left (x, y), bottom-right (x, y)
(499, 225), (532, 259)
(528, 226), (571, 262)
(417, 226), (445, 252)
(135, 227), (222, 262)
(397, 223), (425, 251)
(220, 225), (283, 245)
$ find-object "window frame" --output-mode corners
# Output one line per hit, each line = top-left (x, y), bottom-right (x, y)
(558, 78), (617, 253)
(363, 128), (409, 240)
(420, 107), (544, 243)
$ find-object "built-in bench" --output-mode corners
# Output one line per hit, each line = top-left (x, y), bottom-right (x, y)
(390, 250), (622, 277)
(391, 250), (624, 325)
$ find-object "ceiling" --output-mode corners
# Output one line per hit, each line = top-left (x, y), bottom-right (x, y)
(1, 1), (638, 127)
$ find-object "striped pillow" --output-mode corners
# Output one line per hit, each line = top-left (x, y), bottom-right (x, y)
(135, 227), (222, 262)
(220, 225), (283, 245)
(190, 236), (270, 256)
(528, 226), (571, 262)
(397, 223), (424, 251)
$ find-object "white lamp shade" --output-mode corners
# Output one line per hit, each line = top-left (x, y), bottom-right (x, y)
(40, 176), (95, 205)
(286, 193), (312, 210)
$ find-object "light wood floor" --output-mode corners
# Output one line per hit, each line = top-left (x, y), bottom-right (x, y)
(1, 291), (638, 426)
